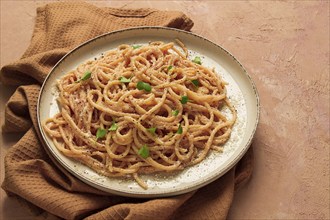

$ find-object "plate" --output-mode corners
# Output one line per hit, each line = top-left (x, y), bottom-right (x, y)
(37, 26), (259, 198)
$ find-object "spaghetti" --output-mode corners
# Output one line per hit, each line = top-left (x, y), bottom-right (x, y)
(43, 40), (236, 189)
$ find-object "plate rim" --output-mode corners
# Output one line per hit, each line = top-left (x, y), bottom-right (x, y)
(37, 26), (260, 198)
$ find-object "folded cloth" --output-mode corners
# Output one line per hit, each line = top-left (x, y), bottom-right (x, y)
(1, 2), (253, 219)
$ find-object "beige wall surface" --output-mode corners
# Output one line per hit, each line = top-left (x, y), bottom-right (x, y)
(1, 1), (329, 219)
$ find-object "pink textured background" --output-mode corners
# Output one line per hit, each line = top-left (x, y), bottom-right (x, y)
(1, 1), (329, 219)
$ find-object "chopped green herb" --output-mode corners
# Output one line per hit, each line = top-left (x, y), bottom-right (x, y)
(132, 45), (142, 49)
(119, 76), (131, 83)
(176, 124), (183, 134)
(143, 83), (151, 92)
(147, 127), (157, 135)
(109, 122), (118, 131)
(180, 96), (189, 104)
(138, 144), (149, 159)
(172, 109), (179, 116)
(191, 79), (200, 87)
(192, 56), (202, 65)
(96, 128), (107, 140)
(167, 65), (173, 71)
(76, 70), (92, 82)
(137, 81), (152, 92)
(137, 81), (144, 90)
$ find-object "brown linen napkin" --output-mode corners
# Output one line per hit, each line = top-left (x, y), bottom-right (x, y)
(1, 2), (254, 219)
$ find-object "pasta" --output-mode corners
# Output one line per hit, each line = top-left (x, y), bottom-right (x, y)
(43, 40), (236, 189)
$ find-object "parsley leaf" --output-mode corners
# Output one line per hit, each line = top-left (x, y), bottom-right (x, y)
(109, 122), (118, 131)
(191, 79), (199, 87)
(96, 128), (106, 140)
(137, 81), (152, 92)
(192, 56), (202, 65)
(172, 109), (179, 116)
(147, 127), (157, 135)
(132, 45), (142, 49)
(119, 76), (131, 83)
(76, 70), (92, 83)
(176, 124), (183, 134)
(138, 144), (149, 159)
(180, 96), (189, 104)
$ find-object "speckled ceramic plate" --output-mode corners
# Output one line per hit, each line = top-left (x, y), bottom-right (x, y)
(37, 26), (259, 198)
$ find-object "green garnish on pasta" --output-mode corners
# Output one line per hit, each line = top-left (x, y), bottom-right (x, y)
(119, 76), (131, 83)
(147, 127), (157, 135)
(96, 128), (106, 140)
(132, 45), (142, 49)
(191, 79), (199, 87)
(76, 70), (92, 82)
(138, 144), (149, 159)
(192, 56), (202, 64)
(172, 109), (179, 116)
(176, 124), (183, 134)
(109, 122), (118, 131)
(137, 81), (152, 92)
(180, 96), (188, 104)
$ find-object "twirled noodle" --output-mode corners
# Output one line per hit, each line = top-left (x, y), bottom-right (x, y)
(43, 40), (236, 189)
